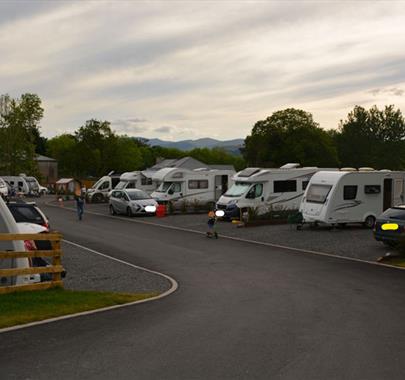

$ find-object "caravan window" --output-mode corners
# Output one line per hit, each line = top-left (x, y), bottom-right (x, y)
(188, 180), (208, 190)
(274, 180), (296, 193)
(141, 177), (153, 186)
(306, 184), (332, 204)
(364, 185), (381, 194)
(343, 186), (357, 200)
(246, 184), (263, 199)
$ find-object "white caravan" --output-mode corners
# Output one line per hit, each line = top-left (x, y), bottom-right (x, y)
(86, 172), (121, 202)
(216, 164), (336, 218)
(1, 176), (30, 195)
(113, 171), (157, 194)
(300, 169), (405, 228)
(151, 167), (235, 206)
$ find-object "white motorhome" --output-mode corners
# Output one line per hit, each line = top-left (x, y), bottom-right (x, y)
(113, 171), (157, 194)
(216, 164), (336, 218)
(1, 176), (30, 195)
(151, 167), (235, 206)
(299, 169), (405, 228)
(86, 172), (121, 203)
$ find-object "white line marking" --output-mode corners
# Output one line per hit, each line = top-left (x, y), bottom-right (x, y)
(47, 202), (405, 272)
(0, 240), (178, 334)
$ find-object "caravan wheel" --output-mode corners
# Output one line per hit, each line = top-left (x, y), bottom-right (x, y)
(364, 215), (376, 229)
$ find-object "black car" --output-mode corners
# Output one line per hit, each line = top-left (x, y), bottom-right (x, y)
(6, 201), (49, 229)
(373, 206), (405, 246)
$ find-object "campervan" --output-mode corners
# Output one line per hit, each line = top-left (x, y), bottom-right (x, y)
(113, 171), (157, 193)
(216, 164), (336, 218)
(299, 169), (405, 228)
(0, 196), (40, 286)
(151, 167), (235, 206)
(0, 176), (30, 195)
(0, 178), (8, 198)
(86, 172), (121, 203)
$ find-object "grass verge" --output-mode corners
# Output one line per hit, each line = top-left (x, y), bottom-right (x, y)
(0, 288), (158, 329)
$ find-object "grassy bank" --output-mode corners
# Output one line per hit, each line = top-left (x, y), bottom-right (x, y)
(0, 288), (158, 329)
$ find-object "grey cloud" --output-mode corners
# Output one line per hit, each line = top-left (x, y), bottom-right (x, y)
(0, 1), (66, 26)
(154, 126), (173, 133)
(111, 117), (148, 134)
(369, 87), (404, 97)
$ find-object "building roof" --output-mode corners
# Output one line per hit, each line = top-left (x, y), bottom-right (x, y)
(150, 156), (207, 170)
(56, 178), (74, 184)
(35, 154), (57, 162)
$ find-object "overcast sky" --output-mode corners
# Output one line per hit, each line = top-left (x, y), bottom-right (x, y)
(1, 0), (405, 140)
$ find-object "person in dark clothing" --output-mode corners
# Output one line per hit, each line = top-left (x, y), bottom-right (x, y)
(75, 194), (85, 220)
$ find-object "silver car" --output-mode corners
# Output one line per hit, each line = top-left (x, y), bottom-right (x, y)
(109, 189), (158, 216)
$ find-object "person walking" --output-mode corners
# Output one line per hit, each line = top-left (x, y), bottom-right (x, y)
(75, 193), (85, 221)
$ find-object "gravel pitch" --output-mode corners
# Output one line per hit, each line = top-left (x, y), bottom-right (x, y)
(84, 202), (389, 262)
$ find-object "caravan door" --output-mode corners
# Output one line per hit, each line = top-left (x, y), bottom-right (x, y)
(215, 175), (229, 200)
(383, 179), (393, 211)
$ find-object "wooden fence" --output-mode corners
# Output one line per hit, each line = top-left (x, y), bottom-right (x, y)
(0, 232), (64, 294)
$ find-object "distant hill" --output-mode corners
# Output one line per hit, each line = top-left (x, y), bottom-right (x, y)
(141, 138), (244, 155)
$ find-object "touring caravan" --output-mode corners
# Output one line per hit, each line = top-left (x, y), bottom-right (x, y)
(1, 176), (30, 195)
(113, 171), (157, 194)
(216, 164), (336, 218)
(151, 167), (235, 206)
(86, 172), (121, 202)
(299, 169), (405, 228)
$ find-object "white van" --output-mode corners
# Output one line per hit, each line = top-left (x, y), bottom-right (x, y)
(0, 196), (39, 286)
(114, 171), (157, 193)
(300, 169), (405, 228)
(1, 176), (30, 195)
(216, 164), (336, 218)
(151, 167), (235, 206)
(86, 172), (121, 203)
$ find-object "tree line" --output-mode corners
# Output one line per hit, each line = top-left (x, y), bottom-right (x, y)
(2, 93), (405, 180)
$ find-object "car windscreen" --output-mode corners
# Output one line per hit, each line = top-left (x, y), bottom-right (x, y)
(8, 205), (44, 223)
(128, 191), (151, 200)
(224, 182), (251, 197)
(306, 184), (332, 204)
(380, 208), (405, 220)
(91, 178), (103, 189)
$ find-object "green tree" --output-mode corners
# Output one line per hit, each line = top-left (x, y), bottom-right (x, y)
(0, 93), (43, 175)
(244, 108), (339, 167)
(337, 105), (405, 169)
(47, 134), (78, 176)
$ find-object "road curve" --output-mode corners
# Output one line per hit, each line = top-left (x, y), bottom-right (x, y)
(1, 202), (405, 380)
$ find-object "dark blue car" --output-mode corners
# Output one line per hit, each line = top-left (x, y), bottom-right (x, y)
(374, 206), (405, 246)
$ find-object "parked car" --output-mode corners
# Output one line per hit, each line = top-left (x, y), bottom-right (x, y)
(109, 189), (158, 216)
(373, 206), (405, 246)
(0, 196), (38, 286)
(6, 200), (50, 230)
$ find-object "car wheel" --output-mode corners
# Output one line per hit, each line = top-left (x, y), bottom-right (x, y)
(383, 240), (398, 247)
(93, 193), (104, 203)
(109, 205), (116, 216)
(127, 207), (133, 217)
(364, 215), (376, 229)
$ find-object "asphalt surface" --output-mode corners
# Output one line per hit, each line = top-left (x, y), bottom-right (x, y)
(1, 200), (405, 379)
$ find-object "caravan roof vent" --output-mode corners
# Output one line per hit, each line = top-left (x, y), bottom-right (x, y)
(340, 167), (357, 171)
(358, 167), (375, 171)
(380, 169), (392, 172)
(238, 168), (261, 177)
(280, 163), (301, 169)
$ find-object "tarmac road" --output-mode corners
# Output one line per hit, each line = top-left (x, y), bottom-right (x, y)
(1, 202), (405, 379)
